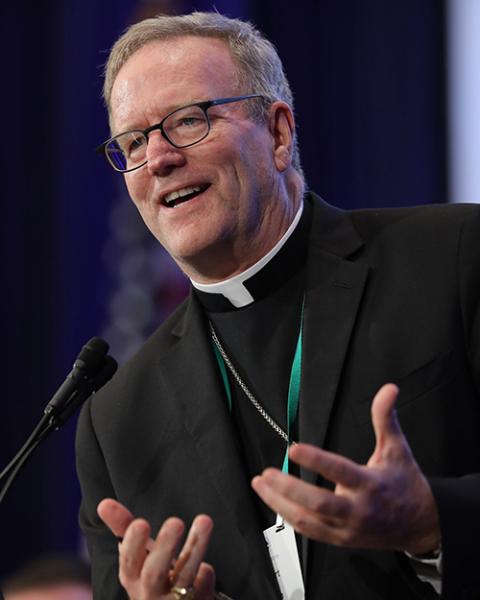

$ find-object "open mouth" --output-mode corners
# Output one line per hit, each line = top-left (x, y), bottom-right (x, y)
(163, 184), (210, 208)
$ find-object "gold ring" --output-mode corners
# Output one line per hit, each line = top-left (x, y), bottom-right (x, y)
(171, 585), (195, 600)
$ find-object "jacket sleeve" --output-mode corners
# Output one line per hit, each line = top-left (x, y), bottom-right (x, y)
(76, 396), (128, 600)
(429, 206), (480, 600)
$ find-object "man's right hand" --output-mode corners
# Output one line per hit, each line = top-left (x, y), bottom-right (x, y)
(97, 498), (215, 600)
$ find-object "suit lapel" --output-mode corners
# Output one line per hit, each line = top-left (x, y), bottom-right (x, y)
(299, 196), (370, 573)
(160, 295), (279, 597)
(300, 252), (369, 468)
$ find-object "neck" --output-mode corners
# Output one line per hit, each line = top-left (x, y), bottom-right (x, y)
(191, 201), (304, 307)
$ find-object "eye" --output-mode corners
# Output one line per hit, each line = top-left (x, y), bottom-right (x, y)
(163, 106), (209, 145)
(172, 114), (205, 129)
(125, 134), (146, 157)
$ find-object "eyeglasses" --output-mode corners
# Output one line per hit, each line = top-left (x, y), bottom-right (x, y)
(96, 94), (264, 173)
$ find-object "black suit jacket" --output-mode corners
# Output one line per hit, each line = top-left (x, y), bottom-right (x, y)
(76, 194), (480, 599)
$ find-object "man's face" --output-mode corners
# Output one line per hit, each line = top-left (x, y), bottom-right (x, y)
(109, 36), (294, 281)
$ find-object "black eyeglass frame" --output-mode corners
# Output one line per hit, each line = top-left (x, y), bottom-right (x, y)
(96, 94), (266, 173)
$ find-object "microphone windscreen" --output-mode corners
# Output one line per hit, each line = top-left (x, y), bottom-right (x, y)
(74, 337), (109, 374)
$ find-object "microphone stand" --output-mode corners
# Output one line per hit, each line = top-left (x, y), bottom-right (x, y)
(0, 339), (117, 506)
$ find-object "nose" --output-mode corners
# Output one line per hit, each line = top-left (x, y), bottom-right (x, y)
(145, 130), (186, 176)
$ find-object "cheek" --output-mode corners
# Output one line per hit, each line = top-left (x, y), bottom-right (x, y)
(124, 175), (138, 202)
(235, 151), (272, 195)
(125, 173), (148, 207)
(217, 150), (258, 194)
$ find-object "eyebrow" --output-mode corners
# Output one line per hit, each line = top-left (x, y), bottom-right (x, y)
(111, 98), (211, 136)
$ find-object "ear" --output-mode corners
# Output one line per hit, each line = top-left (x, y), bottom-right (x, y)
(268, 101), (295, 172)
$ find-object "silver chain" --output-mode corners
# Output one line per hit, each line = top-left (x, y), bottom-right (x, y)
(209, 321), (289, 443)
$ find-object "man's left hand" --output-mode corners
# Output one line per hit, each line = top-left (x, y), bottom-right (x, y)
(251, 383), (440, 555)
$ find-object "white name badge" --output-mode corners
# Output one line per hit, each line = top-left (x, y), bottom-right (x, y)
(263, 516), (305, 600)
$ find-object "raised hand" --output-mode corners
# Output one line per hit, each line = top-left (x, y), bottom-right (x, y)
(251, 383), (440, 555)
(97, 498), (215, 600)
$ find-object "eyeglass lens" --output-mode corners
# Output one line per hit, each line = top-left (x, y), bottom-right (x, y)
(106, 105), (210, 172)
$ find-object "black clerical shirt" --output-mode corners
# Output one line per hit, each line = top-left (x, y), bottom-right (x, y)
(194, 202), (312, 528)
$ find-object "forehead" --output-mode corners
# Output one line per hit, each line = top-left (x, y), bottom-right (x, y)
(110, 36), (240, 131)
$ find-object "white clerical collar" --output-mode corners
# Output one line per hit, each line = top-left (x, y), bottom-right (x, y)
(191, 203), (304, 308)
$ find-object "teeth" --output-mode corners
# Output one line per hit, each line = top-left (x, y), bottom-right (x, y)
(164, 185), (203, 205)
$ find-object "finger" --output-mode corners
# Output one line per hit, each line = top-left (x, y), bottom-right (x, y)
(173, 515), (214, 589)
(251, 475), (346, 543)
(252, 473), (320, 525)
(97, 498), (135, 538)
(193, 562), (215, 598)
(288, 444), (366, 488)
(97, 498), (156, 552)
(141, 517), (185, 592)
(118, 518), (151, 583)
(253, 468), (350, 519)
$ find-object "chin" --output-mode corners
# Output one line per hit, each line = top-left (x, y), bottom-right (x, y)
(165, 224), (224, 254)
(172, 239), (231, 276)
(165, 240), (214, 264)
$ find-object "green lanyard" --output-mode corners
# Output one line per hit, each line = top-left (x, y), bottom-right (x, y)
(212, 303), (304, 475)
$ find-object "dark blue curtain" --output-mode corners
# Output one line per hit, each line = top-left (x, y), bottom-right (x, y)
(0, 0), (446, 580)
(253, 0), (447, 208)
(0, 0), (137, 578)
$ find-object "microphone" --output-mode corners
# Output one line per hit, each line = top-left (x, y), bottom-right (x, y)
(0, 337), (117, 505)
(44, 336), (110, 417)
(51, 354), (118, 428)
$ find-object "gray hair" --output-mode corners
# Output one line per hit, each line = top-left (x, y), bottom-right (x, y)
(103, 11), (303, 176)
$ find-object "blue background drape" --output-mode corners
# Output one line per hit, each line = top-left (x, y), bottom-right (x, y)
(0, 0), (446, 579)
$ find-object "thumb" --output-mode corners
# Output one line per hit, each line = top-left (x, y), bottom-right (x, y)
(370, 383), (404, 462)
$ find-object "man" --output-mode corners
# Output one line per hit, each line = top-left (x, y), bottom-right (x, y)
(76, 11), (480, 600)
